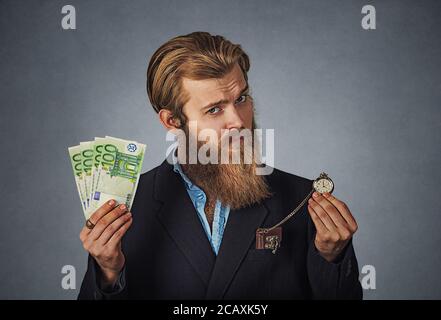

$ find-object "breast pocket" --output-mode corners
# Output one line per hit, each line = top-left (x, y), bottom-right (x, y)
(246, 248), (280, 261)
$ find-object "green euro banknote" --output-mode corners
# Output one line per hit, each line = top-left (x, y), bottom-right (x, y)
(79, 141), (94, 209)
(68, 145), (87, 212)
(68, 136), (146, 219)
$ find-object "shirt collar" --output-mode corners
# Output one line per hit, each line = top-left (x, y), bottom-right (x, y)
(171, 146), (197, 190)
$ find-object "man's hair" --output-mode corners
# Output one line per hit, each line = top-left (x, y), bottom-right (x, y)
(146, 31), (250, 128)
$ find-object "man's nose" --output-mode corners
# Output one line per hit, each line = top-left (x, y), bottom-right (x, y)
(224, 105), (245, 130)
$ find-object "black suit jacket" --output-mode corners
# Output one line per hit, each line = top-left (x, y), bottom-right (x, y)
(78, 159), (363, 300)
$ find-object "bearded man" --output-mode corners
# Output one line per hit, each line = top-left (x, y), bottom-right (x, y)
(78, 32), (363, 300)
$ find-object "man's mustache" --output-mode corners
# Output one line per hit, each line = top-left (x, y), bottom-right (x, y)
(165, 120), (275, 175)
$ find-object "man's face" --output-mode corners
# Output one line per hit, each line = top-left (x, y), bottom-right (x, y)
(169, 64), (271, 209)
(181, 63), (254, 140)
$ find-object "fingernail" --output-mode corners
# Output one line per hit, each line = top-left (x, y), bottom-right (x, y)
(120, 204), (126, 211)
(126, 212), (132, 217)
(308, 198), (313, 204)
(313, 192), (319, 198)
(324, 193), (329, 197)
(108, 200), (114, 206)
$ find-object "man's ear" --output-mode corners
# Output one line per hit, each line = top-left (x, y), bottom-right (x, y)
(158, 109), (182, 130)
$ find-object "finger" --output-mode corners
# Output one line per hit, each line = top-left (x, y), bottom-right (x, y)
(88, 204), (128, 241)
(80, 225), (91, 242)
(106, 217), (133, 250)
(308, 197), (338, 232)
(82, 200), (118, 237)
(98, 212), (132, 245)
(312, 193), (349, 230)
(323, 193), (358, 232)
(307, 204), (328, 234)
(80, 199), (116, 241)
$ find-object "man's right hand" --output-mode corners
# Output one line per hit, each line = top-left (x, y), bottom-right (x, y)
(79, 200), (133, 287)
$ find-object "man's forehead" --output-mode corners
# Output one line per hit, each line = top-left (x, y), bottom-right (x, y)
(182, 65), (246, 108)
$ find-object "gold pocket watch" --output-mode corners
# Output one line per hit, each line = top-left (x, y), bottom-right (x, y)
(313, 172), (334, 194)
(256, 172), (334, 254)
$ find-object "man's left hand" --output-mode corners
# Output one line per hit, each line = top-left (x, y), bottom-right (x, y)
(307, 192), (358, 262)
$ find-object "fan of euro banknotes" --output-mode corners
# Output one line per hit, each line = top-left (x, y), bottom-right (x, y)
(68, 136), (146, 220)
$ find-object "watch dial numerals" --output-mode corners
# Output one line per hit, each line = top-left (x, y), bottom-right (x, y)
(314, 178), (333, 193)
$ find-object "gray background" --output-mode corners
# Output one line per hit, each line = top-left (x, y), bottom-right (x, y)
(1, 0), (440, 299)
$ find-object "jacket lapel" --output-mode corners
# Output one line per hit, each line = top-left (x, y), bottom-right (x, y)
(205, 199), (271, 299)
(154, 160), (216, 287)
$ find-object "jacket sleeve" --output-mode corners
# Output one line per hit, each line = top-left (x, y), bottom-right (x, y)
(306, 214), (363, 300)
(77, 254), (129, 300)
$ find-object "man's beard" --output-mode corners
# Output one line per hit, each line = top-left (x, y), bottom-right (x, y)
(179, 121), (272, 210)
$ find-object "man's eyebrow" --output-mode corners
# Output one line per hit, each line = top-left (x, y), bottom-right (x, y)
(201, 84), (249, 111)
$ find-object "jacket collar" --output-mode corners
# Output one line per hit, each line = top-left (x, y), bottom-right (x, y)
(153, 159), (274, 297)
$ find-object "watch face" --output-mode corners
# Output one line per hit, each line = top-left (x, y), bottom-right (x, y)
(313, 178), (334, 193)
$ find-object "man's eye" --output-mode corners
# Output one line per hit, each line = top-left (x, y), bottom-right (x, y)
(236, 94), (248, 104)
(207, 106), (221, 114)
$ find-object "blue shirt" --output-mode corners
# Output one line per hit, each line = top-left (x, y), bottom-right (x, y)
(172, 156), (230, 256)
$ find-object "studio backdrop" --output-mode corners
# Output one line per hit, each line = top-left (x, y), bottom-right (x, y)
(0, 0), (440, 299)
